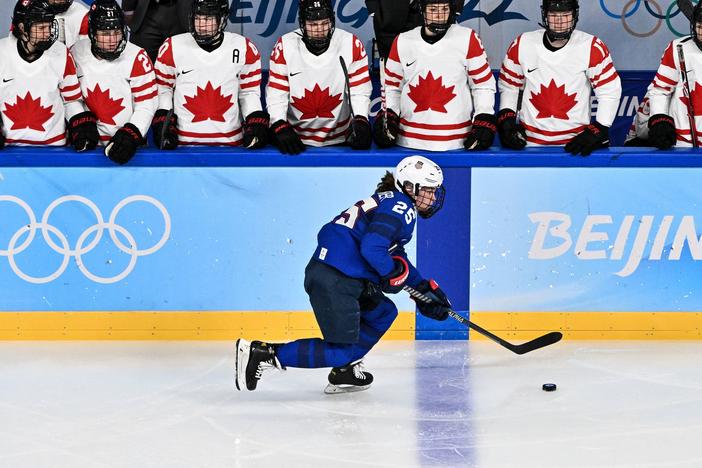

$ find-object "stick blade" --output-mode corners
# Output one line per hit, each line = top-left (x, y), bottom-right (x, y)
(512, 331), (563, 355)
(678, 0), (694, 21)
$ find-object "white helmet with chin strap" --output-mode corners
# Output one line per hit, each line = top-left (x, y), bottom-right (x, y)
(394, 155), (445, 218)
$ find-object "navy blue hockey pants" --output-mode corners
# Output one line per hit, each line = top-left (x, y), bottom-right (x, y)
(275, 260), (398, 368)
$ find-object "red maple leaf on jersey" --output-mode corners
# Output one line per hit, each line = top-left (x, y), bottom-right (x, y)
(407, 72), (456, 113)
(679, 82), (702, 116)
(291, 84), (342, 119)
(3, 92), (54, 131)
(85, 84), (125, 125)
(183, 82), (234, 123)
(529, 80), (578, 119)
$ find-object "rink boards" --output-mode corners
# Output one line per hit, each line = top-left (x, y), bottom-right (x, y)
(1, 147), (702, 340)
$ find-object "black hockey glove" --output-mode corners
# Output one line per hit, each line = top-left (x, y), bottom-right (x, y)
(379, 256), (410, 294)
(347, 116), (372, 150)
(105, 123), (143, 165)
(497, 109), (527, 149)
(243, 110), (270, 149)
(412, 279), (450, 321)
(464, 113), (497, 150)
(151, 109), (178, 150)
(271, 120), (305, 155)
(68, 111), (99, 152)
(647, 114), (676, 149)
(373, 109), (399, 148)
(565, 122), (610, 156)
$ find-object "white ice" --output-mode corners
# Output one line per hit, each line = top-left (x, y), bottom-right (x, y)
(1, 341), (702, 468)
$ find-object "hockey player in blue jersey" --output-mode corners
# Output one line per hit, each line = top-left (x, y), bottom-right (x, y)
(235, 155), (453, 393)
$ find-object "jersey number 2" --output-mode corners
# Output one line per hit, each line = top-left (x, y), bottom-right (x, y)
(334, 197), (378, 229)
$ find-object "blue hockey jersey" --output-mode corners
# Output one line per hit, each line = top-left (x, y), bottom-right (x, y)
(312, 190), (423, 285)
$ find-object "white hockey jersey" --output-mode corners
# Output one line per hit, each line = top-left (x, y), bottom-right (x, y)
(498, 29), (621, 146)
(648, 37), (702, 147)
(384, 25), (496, 151)
(56, 1), (89, 48)
(155, 32), (263, 146)
(266, 28), (372, 147)
(0, 36), (85, 146)
(72, 39), (157, 142)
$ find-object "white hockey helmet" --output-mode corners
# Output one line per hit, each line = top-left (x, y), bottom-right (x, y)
(394, 155), (445, 218)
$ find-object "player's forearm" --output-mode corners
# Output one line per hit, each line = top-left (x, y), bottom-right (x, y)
(239, 94), (263, 121)
(498, 88), (520, 111)
(594, 80), (622, 126)
(157, 88), (174, 110)
(384, 86), (401, 114)
(471, 88), (496, 116)
(350, 94), (371, 118)
(648, 92), (673, 116)
(265, 93), (289, 123)
(130, 103), (157, 137)
(63, 100), (85, 121)
(360, 233), (395, 277)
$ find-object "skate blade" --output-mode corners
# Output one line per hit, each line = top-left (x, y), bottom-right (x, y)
(234, 338), (250, 391)
(324, 383), (371, 394)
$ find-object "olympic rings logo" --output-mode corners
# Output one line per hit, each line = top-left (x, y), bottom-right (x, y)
(0, 195), (170, 284)
(599, 0), (692, 37)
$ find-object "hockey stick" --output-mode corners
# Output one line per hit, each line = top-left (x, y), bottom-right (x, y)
(678, 0), (693, 21)
(159, 107), (175, 150)
(404, 285), (563, 355)
(677, 42), (699, 148)
(339, 56), (357, 142)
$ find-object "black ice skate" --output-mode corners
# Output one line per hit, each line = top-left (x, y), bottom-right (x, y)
(324, 360), (373, 394)
(235, 339), (283, 391)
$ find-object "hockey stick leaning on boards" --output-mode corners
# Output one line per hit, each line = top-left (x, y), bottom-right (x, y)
(339, 56), (357, 141)
(677, 41), (699, 148)
(403, 285), (563, 355)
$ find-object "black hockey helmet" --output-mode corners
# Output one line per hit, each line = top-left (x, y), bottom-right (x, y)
(47, 0), (72, 14)
(12, 0), (58, 52)
(419, 0), (456, 36)
(691, 2), (702, 51)
(541, 0), (579, 42)
(299, 0), (335, 55)
(190, 0), (229, 47)
(88, 0), (127, 61)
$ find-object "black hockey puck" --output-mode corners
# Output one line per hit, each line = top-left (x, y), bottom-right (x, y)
(542, 383), (557, 392)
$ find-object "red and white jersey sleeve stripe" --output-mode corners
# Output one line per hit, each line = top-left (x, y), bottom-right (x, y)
(155, 38), (176, 109)
(129, 48), (157, 136)
(60, 50), (85, 120)
(587, 37), (621, 126)
(239, 38), (264, 119)
(265, 37), (290, 122)
(384, 36), (404, 114)
(648, 41), (679, 116)
(498, 35), (524, 111)
(348, 34), (372, 117)
(466, 30), (495, 115)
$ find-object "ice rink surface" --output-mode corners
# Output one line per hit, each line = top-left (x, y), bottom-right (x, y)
(2, 340), (702, 468)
